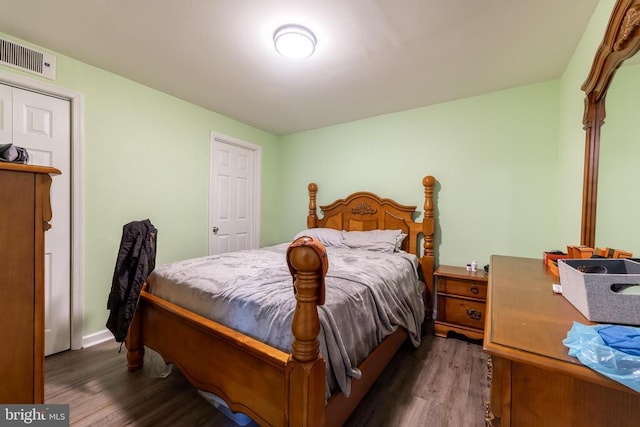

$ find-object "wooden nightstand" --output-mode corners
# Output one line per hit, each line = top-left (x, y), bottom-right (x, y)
(433, 264), (488, 340)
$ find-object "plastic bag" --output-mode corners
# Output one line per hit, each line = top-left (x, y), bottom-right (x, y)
(143, 346), (173, 378)
(563, 322), (640, 392)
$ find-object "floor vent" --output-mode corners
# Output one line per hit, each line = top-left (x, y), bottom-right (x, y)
(0, 38), (56, 80)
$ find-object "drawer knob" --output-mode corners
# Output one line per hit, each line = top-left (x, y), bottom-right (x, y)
(470, 285), (479, 294)
(466, 309), (482, 321)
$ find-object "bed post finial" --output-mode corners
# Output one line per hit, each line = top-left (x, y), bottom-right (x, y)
(286, 238), (327, 362)
(308, 183), (318, 228)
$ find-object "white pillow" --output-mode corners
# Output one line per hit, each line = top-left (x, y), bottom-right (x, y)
(395, 232), (408, 251)
(293, 228), (344, 247)
(342, 229), (405, 253)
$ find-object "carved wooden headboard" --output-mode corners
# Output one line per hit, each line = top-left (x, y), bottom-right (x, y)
(305, 176), (436, 258)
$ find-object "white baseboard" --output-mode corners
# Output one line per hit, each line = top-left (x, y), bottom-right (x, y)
(81, 329), (114, 349)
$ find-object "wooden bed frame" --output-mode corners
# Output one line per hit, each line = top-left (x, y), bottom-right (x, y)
(126, 175), (436, 426)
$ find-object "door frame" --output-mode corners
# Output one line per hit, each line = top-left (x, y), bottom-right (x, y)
(0, 69), (84, 350)
(209, 131), (262, 253)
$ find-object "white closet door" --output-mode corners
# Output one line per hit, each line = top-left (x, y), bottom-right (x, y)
(209, 135), (259, 255)
(12, 86), (71, 356)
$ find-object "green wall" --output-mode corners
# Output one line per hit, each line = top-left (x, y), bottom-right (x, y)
(0, 33), (281, 337)
(278, 81), (561, 267)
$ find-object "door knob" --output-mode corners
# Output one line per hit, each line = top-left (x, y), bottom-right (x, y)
(212, 226), (219, 235)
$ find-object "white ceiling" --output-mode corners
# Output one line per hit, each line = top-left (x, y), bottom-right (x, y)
(0, 1), (600, 135)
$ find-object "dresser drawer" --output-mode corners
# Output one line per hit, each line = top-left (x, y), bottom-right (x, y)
(438, 277), (487, 299)
(441, 296), (486, 330)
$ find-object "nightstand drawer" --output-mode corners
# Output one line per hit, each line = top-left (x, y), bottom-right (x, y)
(438, 277), (487, 299)
(442, 296), (486, 329)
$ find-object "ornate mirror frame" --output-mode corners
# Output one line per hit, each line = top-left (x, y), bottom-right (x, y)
(581, 0), (640, 247)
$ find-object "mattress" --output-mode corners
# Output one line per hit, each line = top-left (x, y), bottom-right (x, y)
(148, 243), (425, 398)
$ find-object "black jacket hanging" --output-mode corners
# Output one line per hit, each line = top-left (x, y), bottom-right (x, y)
(106, 219), (157, 342)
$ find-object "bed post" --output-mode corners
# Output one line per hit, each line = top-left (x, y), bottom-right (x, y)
(125, 295), (145, 372)
(307, 183), (318, 228)
(421, 176), (436, 321)
(287, 242), (326, 427)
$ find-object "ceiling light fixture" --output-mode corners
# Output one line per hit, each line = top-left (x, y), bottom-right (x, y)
(273, 24), (316, 59)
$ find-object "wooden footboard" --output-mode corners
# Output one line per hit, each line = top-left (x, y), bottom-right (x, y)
(126, 176), (437, 426)
(127, 240), (327, 427)
(127, 287), (294, 426)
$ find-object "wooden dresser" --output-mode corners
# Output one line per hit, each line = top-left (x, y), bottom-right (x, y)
(0, 163), (60, 404)
(484, 255), (640, 427)
(434, 265), (487, 340)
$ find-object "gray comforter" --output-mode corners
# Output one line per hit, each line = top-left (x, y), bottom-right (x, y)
(148, 243), (425, 398)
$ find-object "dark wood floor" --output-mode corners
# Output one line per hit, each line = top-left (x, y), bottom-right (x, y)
(45, 333), (488, 426)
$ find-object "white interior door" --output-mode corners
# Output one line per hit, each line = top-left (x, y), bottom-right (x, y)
(209, 133), (261, 255)
(8, 85), (71, 356)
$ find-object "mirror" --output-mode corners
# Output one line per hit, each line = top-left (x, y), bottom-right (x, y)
(596, 59), (640, 254)
(581, 0), (640, 251)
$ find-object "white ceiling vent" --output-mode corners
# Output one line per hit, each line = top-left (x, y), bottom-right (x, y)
(0, 38), (56, 80)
